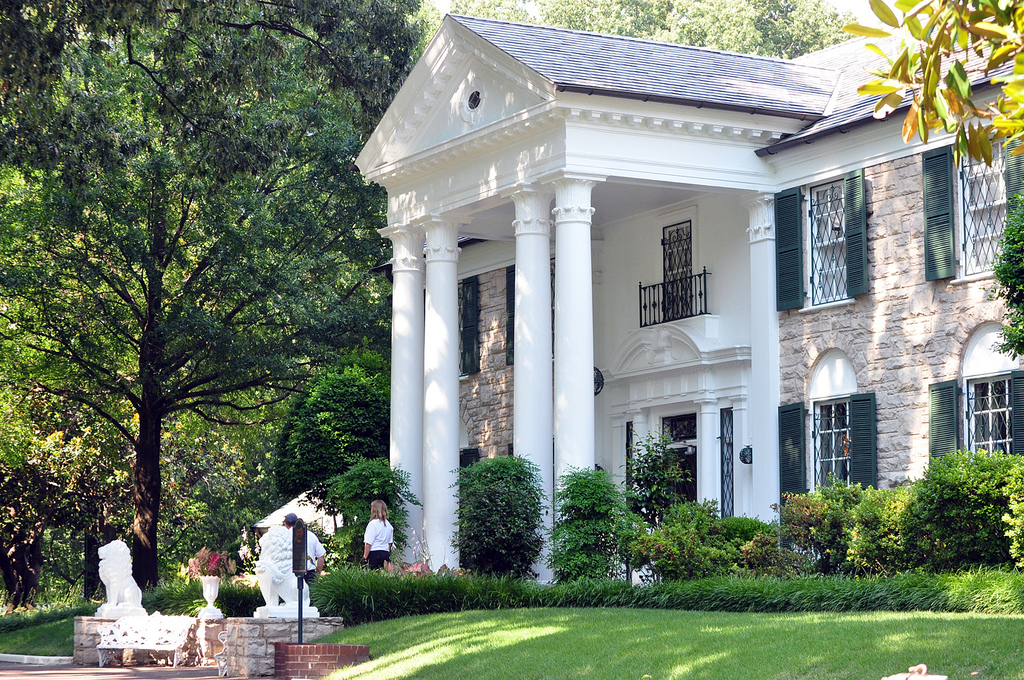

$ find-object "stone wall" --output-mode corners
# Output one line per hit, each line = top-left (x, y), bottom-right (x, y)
(779, 152), (1019, 488)
(460, 267), (514, 459)
(75, 616), (346, 677)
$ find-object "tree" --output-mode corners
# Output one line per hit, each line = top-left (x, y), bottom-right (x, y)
(535, 0), (852, 58)
(274, 349), (390, 506)
(851, 0), (1024, 163)
(0, 393), (129, 609)
(994, 196), (1024, 356)
(0, 2), (416, 587)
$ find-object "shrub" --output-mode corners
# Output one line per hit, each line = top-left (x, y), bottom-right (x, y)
(454, 456), (544, 578)
(1005, 464), (1024, 567)
(719, 516), (773, 545)
(325, 458), (419, 564)
(549, 468), (628, 582)
(143, 578), (263, 617)
(737, 529), (811, 578)
(627, 432), (691, 527)
(903, 450), (1020, 571)
(778, 480), (862, 575)
(847, 485), (913, 575)
(629, 500), (738, 581)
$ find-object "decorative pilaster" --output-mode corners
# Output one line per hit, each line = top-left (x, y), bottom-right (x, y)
(380, 224), (425, 560)
(510, 185), (554, 581)
(744, 193), (780, 520)
(550, 174), (603, 480)
(421, 217), (461, 569)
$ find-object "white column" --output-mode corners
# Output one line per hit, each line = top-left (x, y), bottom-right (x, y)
(422, 217), (461, 569)
(697, 397), (719, 504)
(511, 187), (554, 581)
(380, 225), (425, 559)
(745, 194), (781, 521)
(551, 175), (602, 480)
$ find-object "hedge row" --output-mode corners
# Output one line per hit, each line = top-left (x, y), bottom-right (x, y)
(143, 567), (1024, 626)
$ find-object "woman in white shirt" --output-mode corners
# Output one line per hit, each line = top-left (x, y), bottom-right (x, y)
(362, 500), (394, 569)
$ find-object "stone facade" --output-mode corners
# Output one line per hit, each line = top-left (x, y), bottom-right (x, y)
(779, 152), (1020, 488)
(75, 616), (346, 677)
(460, 267), (514, 459)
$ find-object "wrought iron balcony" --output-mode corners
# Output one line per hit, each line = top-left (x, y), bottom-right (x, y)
(638, 267), (710, 328)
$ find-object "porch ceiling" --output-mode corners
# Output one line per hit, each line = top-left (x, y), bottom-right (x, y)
(458, 178), (706, 240)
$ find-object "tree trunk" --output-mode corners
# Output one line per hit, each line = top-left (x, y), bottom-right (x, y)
(132, 403), (162, 589)
(0, 530), (44, 612)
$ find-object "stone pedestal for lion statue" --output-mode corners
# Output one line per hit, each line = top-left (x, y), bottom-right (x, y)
(253, 525), (319, 619)
(96, 540), (148, 618)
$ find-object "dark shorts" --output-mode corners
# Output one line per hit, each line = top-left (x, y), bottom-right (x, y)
(367, 550), (391, 569)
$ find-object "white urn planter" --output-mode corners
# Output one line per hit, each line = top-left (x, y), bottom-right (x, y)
(198, 575), (224, 619)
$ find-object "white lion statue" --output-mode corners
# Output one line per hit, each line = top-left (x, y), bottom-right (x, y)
(96, 540), (146, 618)
(253, 525), (318, 619)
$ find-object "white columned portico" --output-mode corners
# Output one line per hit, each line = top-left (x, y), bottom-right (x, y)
(381, 225), (426, 555)
(510, 186), (554, 581)
(551, 175), (603, 481)
(697, 397), (719, 504)
(745, 194), (781, 521)
(422, 217), (462, 568)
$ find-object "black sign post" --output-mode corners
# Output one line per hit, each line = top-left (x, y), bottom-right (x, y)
(291, 518), (308, 644)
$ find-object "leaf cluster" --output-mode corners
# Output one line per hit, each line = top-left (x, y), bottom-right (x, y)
(852, 0), (1024, 163)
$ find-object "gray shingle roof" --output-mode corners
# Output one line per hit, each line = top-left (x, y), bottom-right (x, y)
(451, 15), (840, 120)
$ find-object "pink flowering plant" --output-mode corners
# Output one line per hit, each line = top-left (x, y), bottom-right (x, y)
(187, 548), (237, 579)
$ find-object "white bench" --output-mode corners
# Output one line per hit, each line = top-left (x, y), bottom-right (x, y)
(96, 613), (197, 668)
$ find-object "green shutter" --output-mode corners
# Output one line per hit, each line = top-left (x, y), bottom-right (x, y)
(1005, 139), (1024, 199)
(1011, 370), (1024, 455)
(928, 379), (959, 458)
(775, 187), (804, 311)
(845, 169), (868, 297)
(923, 147), (956, 280)
(506, 266), (515, 366)
(460, 275), (480, 375)
(778, 402), (807, 503)
(849, 392), (877, 488)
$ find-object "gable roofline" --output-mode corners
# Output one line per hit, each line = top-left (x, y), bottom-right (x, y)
(449, 15), (840, 122)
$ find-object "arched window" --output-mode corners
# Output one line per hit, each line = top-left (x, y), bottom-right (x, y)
(963, 323), (1018, 453)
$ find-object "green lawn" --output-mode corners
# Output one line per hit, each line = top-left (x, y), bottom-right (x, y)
(320, 608), (1024, 680)
(0, 617), (75, 656)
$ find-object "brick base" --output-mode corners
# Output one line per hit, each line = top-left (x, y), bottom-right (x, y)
(274, 643), (369, 679)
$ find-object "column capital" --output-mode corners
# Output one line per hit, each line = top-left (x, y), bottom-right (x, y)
(421, 216), (461, 263)
(548, 174), (604, 225)
(380, 224), (426, 274)
(743, 193), (775, 244)
(508, 186), (553, 237)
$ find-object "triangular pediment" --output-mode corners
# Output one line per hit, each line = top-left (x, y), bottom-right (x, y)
(357, 16), (554, 174)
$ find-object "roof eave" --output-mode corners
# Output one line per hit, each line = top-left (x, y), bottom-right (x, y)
(554, 83), (825, 122)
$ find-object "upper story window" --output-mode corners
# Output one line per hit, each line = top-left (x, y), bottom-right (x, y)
(960, 142), (1007, 276)
(774, 170), (867, 311)
(809, 180), (848, 305)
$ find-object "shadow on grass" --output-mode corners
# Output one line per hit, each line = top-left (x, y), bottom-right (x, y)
(320, 608), (1024, 680)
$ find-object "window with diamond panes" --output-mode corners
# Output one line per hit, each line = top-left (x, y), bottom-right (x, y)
(810, 180), (847, 305)
(813, 399), (850, 487)
(960, 143), (1007, 276)
(967, 376), (1011, 453)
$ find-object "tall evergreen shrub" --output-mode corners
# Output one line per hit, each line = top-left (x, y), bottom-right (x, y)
(904, 450), (1020, 571)
(549, 467), (628, 582)
(453, 456), (544, 578)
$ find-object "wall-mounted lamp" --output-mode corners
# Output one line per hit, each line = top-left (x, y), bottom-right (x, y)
(739, 446), (753, 465)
